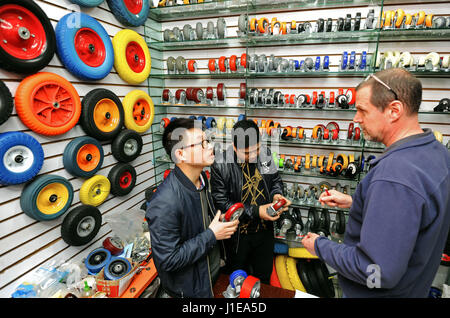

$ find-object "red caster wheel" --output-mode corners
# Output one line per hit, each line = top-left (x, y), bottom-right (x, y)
(224, 202), (244, 222)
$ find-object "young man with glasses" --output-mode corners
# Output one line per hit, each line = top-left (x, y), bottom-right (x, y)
(302, 68), (450, 297)
(146, 118), (239, 298)
(210, 119), (291, 284)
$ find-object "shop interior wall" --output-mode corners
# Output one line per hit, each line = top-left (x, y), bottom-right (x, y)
(0, 0), (158, 297)
(1, 0), (449, 297)
(158, 1), (450, 253)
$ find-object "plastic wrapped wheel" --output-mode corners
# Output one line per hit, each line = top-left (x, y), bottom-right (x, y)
(104, 257), (132, 280)
(0, 0), (56, 74)
(111, 129), (143, 163)
(20, 174), (74, 221)
(80, 88), (124, 140)
(102, 236), (124, 255)
(61, 205), (102, 246)
(108, 162), (136, 196)
(63, 136), (104, 178)
(15, 72), (81, 136)
(0, 132), (44, 185)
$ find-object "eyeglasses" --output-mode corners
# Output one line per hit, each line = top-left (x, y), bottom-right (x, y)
(180, 138), (212, 150)
(365, 74), (399, 101)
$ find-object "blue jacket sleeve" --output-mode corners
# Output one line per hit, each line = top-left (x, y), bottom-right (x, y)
(146, 193), (217, 273)
(315, 180), (424, 289)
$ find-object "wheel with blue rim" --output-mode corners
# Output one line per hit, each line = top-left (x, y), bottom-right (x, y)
(85, 248), (111, 274)
(230, 269), (247, 289)
(69, 0), (104, 7)
(0, 132), (44, 185)
(63, 136), (104, 178)
(104, 257), (132, 280)
(106, 0), (150, 27)
(55, 12), (114, 81)
(20, 174), (74, 221)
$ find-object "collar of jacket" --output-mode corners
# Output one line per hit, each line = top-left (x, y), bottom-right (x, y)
(174, 165), (209, 193)
(370, 128), (435, 167)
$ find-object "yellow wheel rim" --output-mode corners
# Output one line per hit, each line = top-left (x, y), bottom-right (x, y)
(80, 175), (111, 207)
(36, 183), (69, 215)
(123, 90), (154, 133)
(93, 98), (121, 133)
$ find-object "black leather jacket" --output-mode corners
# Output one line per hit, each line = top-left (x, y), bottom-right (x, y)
(145, 166), (219, 298)
(210, 145), (284, 251)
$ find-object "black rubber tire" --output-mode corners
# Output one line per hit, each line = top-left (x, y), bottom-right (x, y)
(297, 259), (313, 294)
(304, 260), (322, 297)
(313, 260), (335, 298)
(0, 0), (56, 74)
(319, 208), (331, 231)
(61, 205), (102, 246)
(335, 210), (346, 234)
(108, 162), (136, 196)
(111, 129), (143, 163)
(308, 207), (320, 232)
(80, 88), (124, 141)
(0, 80), (13, 126)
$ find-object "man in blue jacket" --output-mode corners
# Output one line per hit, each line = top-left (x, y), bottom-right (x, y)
(146, 118), (239, 298)
(302, 68), (450, 297)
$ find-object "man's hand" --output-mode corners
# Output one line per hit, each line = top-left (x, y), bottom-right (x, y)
(209, 211), (239, 240)
(319, 189), (353, 209)
(273, 194), (292, 214)
(301, 232), (320, 256)
(259, 203), (281, 221)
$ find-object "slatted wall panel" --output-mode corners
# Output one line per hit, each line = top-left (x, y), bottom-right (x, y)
(0, 0), (160, 297)
(156, 2), (450, 232)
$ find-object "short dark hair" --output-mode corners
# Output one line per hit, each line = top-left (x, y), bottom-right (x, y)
(162, 118), (198, 156)
(356, 68), (422, 114)
(232, 119), (260, 149)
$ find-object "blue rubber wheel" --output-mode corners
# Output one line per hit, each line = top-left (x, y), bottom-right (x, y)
(69, 0), (104, 7)
(63, 136), (104, 178)
(237, 114), (246, 122)
(205, 117), (216, 129)
(20, 174), (74, 221)
(274, 242), (289, 255)
(230, 269), (247, 288)
(85, 248), (111, 274)
(104, 257), (132, 280)
(106, 0), (150, 27)
(0, 132), (44, 185)
(55, 12), (114, 81)
(189, 116), (197, 120)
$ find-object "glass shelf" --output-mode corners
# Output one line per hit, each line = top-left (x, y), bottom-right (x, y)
(149, 70), (372, 79)
(158, 103), (245, 110)
(147, 37), (246, 51)
(246, 105), (357, 112)
(289, 199), (349, 212)
(278, 169), (362, 182)
(149, 0), (382, 22)
(379, 28), (450, 41)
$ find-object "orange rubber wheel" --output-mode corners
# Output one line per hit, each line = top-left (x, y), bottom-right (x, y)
(15, 72), (81, 136)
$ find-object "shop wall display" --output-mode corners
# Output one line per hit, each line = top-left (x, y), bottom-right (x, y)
(0, 0), (449, 297)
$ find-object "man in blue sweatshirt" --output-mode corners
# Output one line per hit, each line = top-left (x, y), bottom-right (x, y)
(302, 68), (450, 297)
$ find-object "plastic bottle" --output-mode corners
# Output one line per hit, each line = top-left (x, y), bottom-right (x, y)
(81, 281), (94, 298)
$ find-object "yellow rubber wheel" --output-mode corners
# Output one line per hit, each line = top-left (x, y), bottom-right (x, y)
(112, 29), (151, 84)
(79, 175), (110, 207)
(286, 257), (306, 292)
(288, 247), (319, 259)
(123, 90), (154, 133)
(275, 255), (295, 291)
(36, 182), (70, 216)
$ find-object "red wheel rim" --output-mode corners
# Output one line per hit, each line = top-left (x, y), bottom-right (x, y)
(124, 0), (143, 15)
(74, 28), (106, 68)
(133, 99), (150, 126)
(225, 202), (244, 222)
(32, 82), (77, 127)
(119, 171), (132, 189)
(0, 4), (47, 60)
(126, 41), (146, 73)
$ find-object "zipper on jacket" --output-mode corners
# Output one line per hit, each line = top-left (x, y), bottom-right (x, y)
(200, 192), (215, 297)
